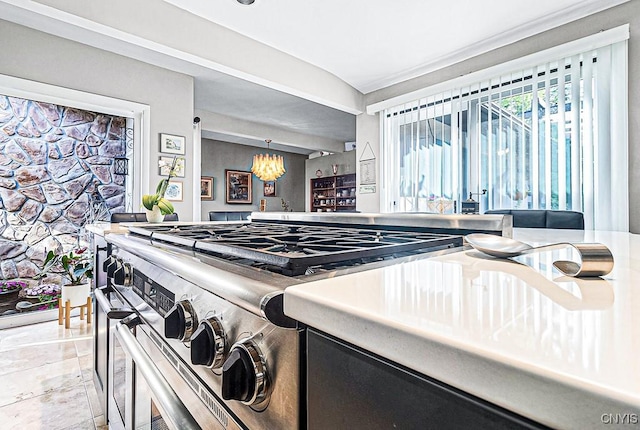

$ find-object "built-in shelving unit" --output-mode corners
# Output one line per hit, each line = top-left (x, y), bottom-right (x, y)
(310, 173), (356, 212)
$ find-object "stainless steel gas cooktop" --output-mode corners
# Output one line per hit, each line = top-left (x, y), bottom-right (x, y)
(127, 222), (463, 276)
(101, 213), (510, 430)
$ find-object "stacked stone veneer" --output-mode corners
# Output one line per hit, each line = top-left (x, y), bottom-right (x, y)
(0, 94), (126, 280)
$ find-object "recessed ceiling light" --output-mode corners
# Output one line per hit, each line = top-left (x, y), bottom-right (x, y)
(237, 0), (255, 5)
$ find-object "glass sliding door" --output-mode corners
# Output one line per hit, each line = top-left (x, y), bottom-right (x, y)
(381, 39), (628, 231)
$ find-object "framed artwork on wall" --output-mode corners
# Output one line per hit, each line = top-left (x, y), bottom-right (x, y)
(160, 133), (185, 155)
(159, 156), (185, 177)
(225, 170), (252, 204)
(201, 176), (214, 200)
(263, 181), (276, 197)
(165, 180), (183, 201)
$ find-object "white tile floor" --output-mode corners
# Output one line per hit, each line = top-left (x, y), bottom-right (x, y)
(0, 317), (105, 430)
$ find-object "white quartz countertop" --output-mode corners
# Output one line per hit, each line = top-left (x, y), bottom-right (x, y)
(284, 229), (640, 429)
(85, 222), (129, 236)
(85, 220), (247, 237)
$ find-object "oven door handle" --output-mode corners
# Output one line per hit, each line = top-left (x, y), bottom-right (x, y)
(94, 286), (136, 319)
(114, 321), (201, 430)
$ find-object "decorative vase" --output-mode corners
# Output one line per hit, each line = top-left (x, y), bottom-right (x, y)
(145, 206), (165, 223)
(61, 283), (90, 307)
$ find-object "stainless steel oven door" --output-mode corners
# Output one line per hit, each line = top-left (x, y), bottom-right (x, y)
(93, 285), (110, 419)
(104, 294), (136, 430)
(111, 316), (219, 430)
(94, 285), (134, 425)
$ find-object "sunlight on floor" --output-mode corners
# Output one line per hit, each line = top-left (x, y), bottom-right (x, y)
(0, 317), (104, 430)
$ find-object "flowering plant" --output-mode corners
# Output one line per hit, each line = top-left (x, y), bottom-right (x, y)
(25, 283), (62, 297)
(142, 156), (182, 215)
(24, 284), (61, 309)
(0, 280), (27, 293)
(36, 248), (93, 286)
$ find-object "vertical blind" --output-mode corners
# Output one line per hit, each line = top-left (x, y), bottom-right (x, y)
(381, 39), (628, 231)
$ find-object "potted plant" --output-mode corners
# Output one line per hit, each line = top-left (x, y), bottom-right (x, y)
(0, 280), (28, 314)
(35, 248), (93, 307)
(142, 156), (182, 222)
(0, 280), (27, 301)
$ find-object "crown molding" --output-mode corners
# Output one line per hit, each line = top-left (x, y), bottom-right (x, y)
(360, 0), (629, 94)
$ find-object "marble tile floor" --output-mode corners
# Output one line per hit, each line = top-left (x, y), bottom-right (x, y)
(0, 317), (105, 430)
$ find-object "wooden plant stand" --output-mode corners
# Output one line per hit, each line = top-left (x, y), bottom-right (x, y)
(58, 296), (92, 329)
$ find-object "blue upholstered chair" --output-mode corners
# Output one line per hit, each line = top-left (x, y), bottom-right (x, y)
(110, 212), (179, 223)
(484, 209), (584, 230)
(208, 211), (251, 221)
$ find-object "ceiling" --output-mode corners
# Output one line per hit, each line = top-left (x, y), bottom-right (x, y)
(165, 0), (623, 93)
(175, 0), (625, 152)
(195, 72), (357, 143)
(0, 0), (626, 154)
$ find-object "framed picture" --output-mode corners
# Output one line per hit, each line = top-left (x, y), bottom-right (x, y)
(359, 159), (376, 185)
(201, 176), (214, 200)
(159, 156), (185, 177)
(263, 180), (276, 197)
(160, 133), (185, 155)
(165, 180), (183, 201)
(225, 170), (252, 204)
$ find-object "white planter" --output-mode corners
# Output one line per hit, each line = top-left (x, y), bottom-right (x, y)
(61, 283), (90, 307)
(145, 206), (165, 223)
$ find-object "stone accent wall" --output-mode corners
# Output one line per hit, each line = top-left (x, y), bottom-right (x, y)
(0, 95), (126, 279)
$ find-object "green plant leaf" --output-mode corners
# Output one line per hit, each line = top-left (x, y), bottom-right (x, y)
(156, 178), (169, 197)
(142, 194), (157, 210)
(61, 255), (70, 271)
(44, 250), (56, 265)
(36, 248), (93, 285)
(73, 266), (91, 283)
(157, 198), (174, 215)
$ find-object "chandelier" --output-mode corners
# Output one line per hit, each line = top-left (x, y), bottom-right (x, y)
(251, 139), (285, 181)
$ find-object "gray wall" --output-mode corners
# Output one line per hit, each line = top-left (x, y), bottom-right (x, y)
(354, 114), (380, 213)
(304, 151), (357, 211)
(33, 0), (362, 115)
(0, 19), (195, 220)
(360, 1), (640, 232)
(201, 139), (307, 219)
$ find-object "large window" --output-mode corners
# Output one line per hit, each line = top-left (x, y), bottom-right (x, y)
(380, 30), (628, 231)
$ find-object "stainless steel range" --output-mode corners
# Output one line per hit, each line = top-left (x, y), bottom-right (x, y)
(93, 213), (510, 430)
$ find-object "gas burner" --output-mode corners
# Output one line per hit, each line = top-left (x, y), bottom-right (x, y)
(128, 222), (463, 276)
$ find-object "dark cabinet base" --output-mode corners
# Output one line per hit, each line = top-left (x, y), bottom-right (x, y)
(307, 329), (548, 430)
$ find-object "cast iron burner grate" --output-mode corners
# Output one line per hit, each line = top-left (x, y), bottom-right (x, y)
(128, 223), (462, 276)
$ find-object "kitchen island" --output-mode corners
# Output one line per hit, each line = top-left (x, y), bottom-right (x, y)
(285, 229), (640, 429)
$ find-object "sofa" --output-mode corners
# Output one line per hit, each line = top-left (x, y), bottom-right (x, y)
(484, 209), (584, 230)
(208, 211), (252, 221)
(110, 212), (179, 222)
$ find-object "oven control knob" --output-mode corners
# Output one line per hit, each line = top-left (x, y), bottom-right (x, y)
(164, 300), (198, 342)
(105, 257), (119, 278)
(102, 256), (116, 273)
(190, 317), (226, 368)
(222, 340), (269, 408)
(113, 262), (132, 286)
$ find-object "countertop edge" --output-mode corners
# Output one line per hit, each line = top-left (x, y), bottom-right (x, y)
(284, 269), (640, 429)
